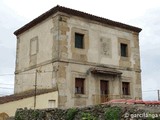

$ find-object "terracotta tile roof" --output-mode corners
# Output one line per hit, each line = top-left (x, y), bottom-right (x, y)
(14, 5), (142, 36)
(103, 99), (160, 105)
(0, 89), (57, 104)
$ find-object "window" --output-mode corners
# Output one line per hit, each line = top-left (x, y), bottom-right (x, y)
(75, 33), (84, 49)
(122, 82), (130, 95)
(48, 100), (56, 108)
(75, 78), (85, 94)
(120, 43), (128, 57)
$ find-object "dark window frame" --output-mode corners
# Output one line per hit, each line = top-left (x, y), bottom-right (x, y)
(75, 33), (84, 49)
(75, 78), (85, 94)
(122, 82), (130, 95)
(120, 43), (128, 57)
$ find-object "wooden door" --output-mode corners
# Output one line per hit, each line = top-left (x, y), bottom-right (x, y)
(100, 80), (109, 103)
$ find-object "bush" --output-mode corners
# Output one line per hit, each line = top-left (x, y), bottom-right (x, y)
(66, 108), (78, 120)
(105, 106), (121, 120)
(81, 112), (97, 120)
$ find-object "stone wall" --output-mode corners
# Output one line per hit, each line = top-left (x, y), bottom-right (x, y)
(13, 103), (160, 120)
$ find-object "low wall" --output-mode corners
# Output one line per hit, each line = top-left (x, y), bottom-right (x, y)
(14, 103), (160, 120)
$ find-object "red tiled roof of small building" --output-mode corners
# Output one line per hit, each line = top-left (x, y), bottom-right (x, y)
(135, 100), (144, 104)
(126, 99), (135, 104)
(0, 89), (57, 104)
(103, 99), (160, 105)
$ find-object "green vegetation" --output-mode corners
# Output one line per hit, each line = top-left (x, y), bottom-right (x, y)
(31, 110), (40, 119)
(66, 108), (78, 120)
(81, 112), (97, 120)
(147, 112), (160, 120)
(105, 106), (121, 120)
(15, 110), (23, 120)
(14, 104), (160, 120)
(15, 109), (44, 120)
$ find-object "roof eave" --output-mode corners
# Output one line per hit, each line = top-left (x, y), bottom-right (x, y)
(14, 5), (142, 36)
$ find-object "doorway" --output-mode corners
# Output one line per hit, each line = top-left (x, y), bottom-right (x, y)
(100, 80), (109, 103)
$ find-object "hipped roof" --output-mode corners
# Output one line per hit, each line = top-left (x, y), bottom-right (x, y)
(14, 5), (142, 36)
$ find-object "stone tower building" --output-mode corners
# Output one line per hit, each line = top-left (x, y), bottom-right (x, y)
(14, 5), (142, 108)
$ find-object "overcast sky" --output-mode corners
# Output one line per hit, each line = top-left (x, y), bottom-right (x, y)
(0, 0), (160, 100)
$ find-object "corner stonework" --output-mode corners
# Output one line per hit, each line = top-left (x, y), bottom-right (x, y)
(59, 15), (70, 60)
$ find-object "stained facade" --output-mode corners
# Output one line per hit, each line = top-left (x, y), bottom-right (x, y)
(14, 5), (142, 108)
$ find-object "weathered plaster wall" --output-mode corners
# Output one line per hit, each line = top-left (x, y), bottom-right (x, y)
(16, 16), (54, 71)
(55, 14), (142, 108)
(57, 62), (141, 108)
(14, 13), (142, 108)
(15, 62), (59, 93)
(14, 15), (60, 93)
(66, 15), (139, 67)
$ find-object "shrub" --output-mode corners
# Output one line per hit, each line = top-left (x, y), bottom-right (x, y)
(81, 112), (97, 120)
(105, 106), (121, 120)
(66, 108), (78, 120)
